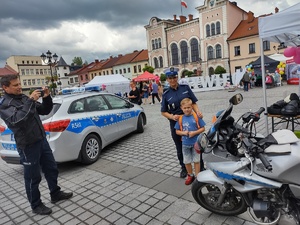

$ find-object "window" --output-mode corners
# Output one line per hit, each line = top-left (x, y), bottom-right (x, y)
(134, 66), (137, 73)
(23, 80), (27, 86)
(30, 69), (34, 75)
(190, 38), (199, 62)
(209, 67), (215, 76)
(85, 74), (88, 80)
(86, 96), (109, 112)
(215, 44), (222, 58)
(37, 79), (40, 85)
(216, 22), (221, 34)
(263, 41), (270, 51)
(180, 41), (188, 64)
(249, 43), (255, 53)
(115, 70), (118, 74)
(36, 69), (39, 75)
(44, 69), (48, 75)
(234, 46), (241, 56)
(119, 69), (122, 74)
(159, 56), (163, 68)
(103, 71), (106, 75)
(25, 69), (29, 75)
(152, 40), (155, 50)
(40, 69), (43, 75)
(32, 79), (35, 85)
(207, 46), (214, 60)
(123, 68), (126, 74)
(75, 77), (78, 82)
(138, 65), (142, 72)
(104, 95), (127, 109)
(155, 39), (159, 49)
(21, 69), (25, 75)
(127, 67), (130, 73)
(154, 57), (159, 68)
(28, 80), (31, 85)
(206, 24), (210, 37)
(70, 99), (85, 113)
(111, 70), (113, 74)
(171, 43), (179, 65)
(158, 38), (162, 48)
(70, 78), (74, 83)
(211, 23), (215, 36)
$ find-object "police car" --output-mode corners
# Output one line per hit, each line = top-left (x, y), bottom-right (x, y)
(0, 87), (147, 165)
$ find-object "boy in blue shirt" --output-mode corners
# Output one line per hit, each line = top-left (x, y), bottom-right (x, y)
(175, 98), (205, 185)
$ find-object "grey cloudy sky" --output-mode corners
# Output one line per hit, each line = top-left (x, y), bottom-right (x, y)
(0, 0), (298, 67)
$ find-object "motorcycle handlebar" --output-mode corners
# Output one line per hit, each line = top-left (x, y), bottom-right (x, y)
(258, 153), (272, 171)
(256, 107), (265, 115)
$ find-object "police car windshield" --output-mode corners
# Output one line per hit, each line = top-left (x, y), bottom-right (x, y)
(39, 103), (61, 121)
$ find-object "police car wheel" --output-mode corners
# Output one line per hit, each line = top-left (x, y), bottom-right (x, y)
(136, 115), (144, 133)
(81, 134), (101, 164)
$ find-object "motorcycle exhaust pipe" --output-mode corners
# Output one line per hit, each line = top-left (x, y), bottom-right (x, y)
(247, 207), (280, 225)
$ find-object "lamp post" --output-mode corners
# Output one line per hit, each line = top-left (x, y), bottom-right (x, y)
(40, 50), (58, 95)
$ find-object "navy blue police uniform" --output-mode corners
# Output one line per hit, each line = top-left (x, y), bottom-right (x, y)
(161, 84), (198, 172)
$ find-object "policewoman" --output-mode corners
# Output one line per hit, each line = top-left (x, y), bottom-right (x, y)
(161, 68), (203, 178)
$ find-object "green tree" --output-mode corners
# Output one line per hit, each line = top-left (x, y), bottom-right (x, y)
(142, 65), (154, 73)
(160, 73), (167, 82)
(214, 66), (226, 75)
(72, 57), (83, 66)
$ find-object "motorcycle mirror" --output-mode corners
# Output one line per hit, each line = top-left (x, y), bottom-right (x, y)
(196, 133), (209, 153)
(229, 94), (243, 105)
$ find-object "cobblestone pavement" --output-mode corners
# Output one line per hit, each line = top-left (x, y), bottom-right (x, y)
(0, 83), (298, 225)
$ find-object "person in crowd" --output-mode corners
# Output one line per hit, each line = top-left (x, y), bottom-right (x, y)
(128, 81), (141, 104)
(151, 80), (161, 105)
(161, 67), (203, 178)
(142, 82), (149, 105)
(158, 82), (163, 99)
(242, 71), (250, 91)
(175, 98), (205, 185)
(0, 74), (73, 215)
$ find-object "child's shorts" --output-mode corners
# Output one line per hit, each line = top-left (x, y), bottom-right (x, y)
(182, 145), (200, 164)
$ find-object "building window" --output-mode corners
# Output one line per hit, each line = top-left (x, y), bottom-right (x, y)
(103, 71), (106, 75)
(190, 38), (199, 62)
(155, 39), (159, 49)
(249, 43), (255, 54)
(115, 70), (118, 74)
(127, 68), (130, 73)
(263, 41), (270, 51)
(23, 80), (27, 86)
(215, 44), (222, 58)
(123, 68), (126, 74)
(171, 43), (179, 65)
(119, 69), (122, 74)
(159, 56), (163, 68)
(70, 78), (74, 83)
(30, 69), (34, 75)
(85, 74), (88, 80)
(154, 58), (159, 68)
(37, 79), (40, 85)
(26, 69), (29, 75)
(209, 67), (215, 76)
(138, 65), (142, 73)
(211, 23), (216, 36)
(21, 69), (25, 75)
(206, 24), (210, 37)
(28, 80), (31, 85)
(152, 40), (155, 50)
(207, 46), (214, 60)
(216, 22), (221, 34)
(158, 38), (162, 48)
(32, 79), (35, 85)
(111, 70), (113, 74)
(75, 77), (78, 82)
(234, 46), (241, 56)
(180, 41), (188, 64)
(134, 66), (137, 73)
(35, 69), (39, 75)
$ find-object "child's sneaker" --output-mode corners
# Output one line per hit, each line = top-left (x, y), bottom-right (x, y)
(185, 174), (195, 185)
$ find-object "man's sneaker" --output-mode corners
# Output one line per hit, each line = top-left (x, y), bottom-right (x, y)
(51, 191), (73, 204)
(32, 203), (52, 215)
(180, 169), (187, 178)
(185, 174), (195, 185)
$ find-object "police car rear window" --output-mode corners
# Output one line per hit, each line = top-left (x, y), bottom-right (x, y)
(39, 103), (61, 121)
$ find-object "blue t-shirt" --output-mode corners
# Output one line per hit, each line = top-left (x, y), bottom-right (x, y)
(174, 114), (206, 145)
(161, 84), (198, 115)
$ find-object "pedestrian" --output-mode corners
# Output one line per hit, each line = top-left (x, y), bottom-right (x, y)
(0, 74), (73, 215)
(128, 81), (141, 105)
(175, 98), (206, 185)
(158, 82), (163, 99)
(142, 82), (149, 104)
(161, 67), (203, 178)
(242, 71), (250, 91)
(151, 80), (161, 104)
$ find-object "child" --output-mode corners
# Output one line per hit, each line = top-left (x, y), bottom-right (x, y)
(175, 98), (206, 185)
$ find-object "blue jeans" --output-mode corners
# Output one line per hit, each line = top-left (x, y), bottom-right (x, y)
(17, 138), (60, 209)
(243, 82), (249, 91)
(182, 145), (200, 164)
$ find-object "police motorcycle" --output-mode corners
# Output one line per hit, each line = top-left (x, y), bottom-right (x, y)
(192, 93), (300, 225)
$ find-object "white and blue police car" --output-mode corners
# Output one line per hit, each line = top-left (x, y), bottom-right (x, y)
(0, 87), (146, 165)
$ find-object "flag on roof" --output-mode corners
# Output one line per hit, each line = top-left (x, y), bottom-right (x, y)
(181, 0), (187, 8)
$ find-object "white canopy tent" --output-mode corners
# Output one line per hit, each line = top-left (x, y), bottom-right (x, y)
(258, 2), (300, 134)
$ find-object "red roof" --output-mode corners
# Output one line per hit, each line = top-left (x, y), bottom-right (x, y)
(0, 65), (18, 76)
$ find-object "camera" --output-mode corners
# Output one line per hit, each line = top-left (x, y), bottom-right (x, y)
(37, 89), (44, 97)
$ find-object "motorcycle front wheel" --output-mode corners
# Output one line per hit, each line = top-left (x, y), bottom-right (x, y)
(191, 180), (247, 216)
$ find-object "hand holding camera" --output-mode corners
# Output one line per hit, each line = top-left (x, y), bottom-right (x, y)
(30, 87), (50, 101)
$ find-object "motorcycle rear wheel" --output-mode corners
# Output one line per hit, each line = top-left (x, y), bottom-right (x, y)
(191, 180), (247, 216)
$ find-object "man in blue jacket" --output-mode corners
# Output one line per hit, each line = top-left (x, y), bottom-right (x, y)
(0, 74), (73, 215)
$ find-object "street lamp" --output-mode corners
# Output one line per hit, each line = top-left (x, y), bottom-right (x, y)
(40, 50), (58, 95)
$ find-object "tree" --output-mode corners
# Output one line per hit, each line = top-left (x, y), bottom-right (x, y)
(142, 65), (154, 73)
(160, 73), (167, 82)
(72, 57), (83, 66)
(214, 66), (226, 75)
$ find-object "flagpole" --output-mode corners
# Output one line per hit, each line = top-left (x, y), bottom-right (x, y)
(180, 0), (183, 15)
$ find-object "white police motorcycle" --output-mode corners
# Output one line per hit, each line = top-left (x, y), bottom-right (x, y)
(192, 94), (300, 225)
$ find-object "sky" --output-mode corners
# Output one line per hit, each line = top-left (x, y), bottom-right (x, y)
(0, 0), (299, 67)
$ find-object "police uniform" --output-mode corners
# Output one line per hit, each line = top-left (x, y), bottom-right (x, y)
(161, 84), (198, 172)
